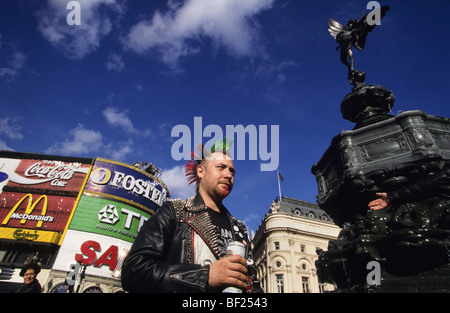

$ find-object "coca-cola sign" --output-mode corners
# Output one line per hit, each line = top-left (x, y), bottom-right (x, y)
(8, 159), (91, 192)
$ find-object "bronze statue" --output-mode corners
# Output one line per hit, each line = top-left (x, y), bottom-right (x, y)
(328, 6), (390, 85)
(326, 5), (394, 126)
(315, 5), (450, 292)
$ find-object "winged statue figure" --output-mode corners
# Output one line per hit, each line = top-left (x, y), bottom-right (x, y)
(328, 6), (390, 75)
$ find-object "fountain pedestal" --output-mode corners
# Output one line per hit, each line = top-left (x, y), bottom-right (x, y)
(312, 106), (450, 292)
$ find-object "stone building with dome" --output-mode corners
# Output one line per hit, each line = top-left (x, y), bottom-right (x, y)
(251, 196), (341, 293)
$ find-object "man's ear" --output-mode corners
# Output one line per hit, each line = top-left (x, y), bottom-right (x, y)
(197, 163), (205, 180)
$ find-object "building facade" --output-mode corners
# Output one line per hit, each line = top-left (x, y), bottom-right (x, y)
(251, 196), (341, 293)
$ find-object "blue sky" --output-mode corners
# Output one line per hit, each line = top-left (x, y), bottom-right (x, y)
(1, 0), (450, 233)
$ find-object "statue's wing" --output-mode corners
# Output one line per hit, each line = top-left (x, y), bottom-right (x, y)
(354, 5), (390, 50)
(328, 18), (346, 39)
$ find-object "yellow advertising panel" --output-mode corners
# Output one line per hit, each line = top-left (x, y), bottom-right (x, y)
(0, 227), (61, 245)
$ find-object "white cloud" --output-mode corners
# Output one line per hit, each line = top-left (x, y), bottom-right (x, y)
(105, 53), (125, 72)
(102, 107), (151, 137)
(45, 123), (135, 160)
(242, 212), (260, 231)
(106, 139), (134, 160)
(255, 60), (300, 81)
(122, 0), (274, 69)
(0, 51), (27, 82)
(46, 124), (103, 155)
(160, 165), (194, 199)
(47, 105), (155, 158)
(36, 0), (124, 59)
(0, 140), (14, 151)
(102, 107), (136, 133)
(0, 117), (24, 140)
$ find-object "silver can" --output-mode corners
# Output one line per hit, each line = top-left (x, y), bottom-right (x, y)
(222, 241), (246, 293)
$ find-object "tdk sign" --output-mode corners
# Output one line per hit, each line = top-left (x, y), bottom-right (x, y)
(97, 204), (148, 234)
(98, 204), (119, 225)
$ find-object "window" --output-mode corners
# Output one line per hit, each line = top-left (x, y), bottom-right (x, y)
(50, 283), (71, 293)
(274, 242), (280, 250)
(83, 286), (103, 293)
(300, 244), (305, 253)
(276, 274), (284, 293)
(302, 276), (310, 293)
(319, 283), (326, 293)
(0, 242), (57, 268)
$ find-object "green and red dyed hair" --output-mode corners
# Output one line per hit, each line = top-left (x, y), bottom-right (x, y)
(185, 138), (233, 193)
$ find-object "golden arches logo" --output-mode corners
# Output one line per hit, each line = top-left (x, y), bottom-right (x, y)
(2, 194), (48, 228)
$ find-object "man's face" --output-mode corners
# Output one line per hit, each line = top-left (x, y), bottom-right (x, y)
(197, 152), (235, 201)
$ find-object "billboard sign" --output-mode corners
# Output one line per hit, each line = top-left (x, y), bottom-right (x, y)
(7, 158), (90, 191)
(0, 158), (21, 195)
(0, 192), (77, 244)
(54, 158), (170, 280)
(52, 229), (131, 279)
(0, 158), (20, 194)
(83, 158), (169, 214)
(69, 195), (150, 243)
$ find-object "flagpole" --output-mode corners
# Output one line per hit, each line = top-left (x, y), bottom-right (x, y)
(277, 170), (282, 202)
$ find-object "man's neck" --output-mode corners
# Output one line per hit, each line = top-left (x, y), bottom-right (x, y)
(198, 190), (222, 212)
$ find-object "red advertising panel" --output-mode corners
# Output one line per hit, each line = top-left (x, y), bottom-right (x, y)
(7, 159), (90, 192)
(0, 154), (92, 246)
(0, 192), (76, 231)
(0, 192), (77, 245)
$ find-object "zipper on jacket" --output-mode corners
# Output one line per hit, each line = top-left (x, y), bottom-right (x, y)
(169, 268), (209, 291)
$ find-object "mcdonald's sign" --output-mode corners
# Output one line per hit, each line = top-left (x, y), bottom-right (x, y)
(2, 194), (51, 228)
(0, 192), (76, 235)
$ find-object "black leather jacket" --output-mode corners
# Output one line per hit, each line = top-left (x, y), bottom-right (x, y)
(121, 194), (260, 293)
(17, 279), (41, 293)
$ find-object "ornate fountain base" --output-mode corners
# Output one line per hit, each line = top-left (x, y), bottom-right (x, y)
(316, 197), (450, 292)
(312, 108), (450, 292)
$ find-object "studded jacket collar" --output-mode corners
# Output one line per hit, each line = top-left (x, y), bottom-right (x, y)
(172, 194), (250, 263)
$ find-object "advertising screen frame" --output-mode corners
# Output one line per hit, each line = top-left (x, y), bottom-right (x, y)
(69, 195), (151, 243)
(53, 229), (131, 280)
(83, 158), (170, 215)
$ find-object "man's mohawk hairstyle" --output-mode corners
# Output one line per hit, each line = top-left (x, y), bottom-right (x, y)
(185, 138), (233, 193)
